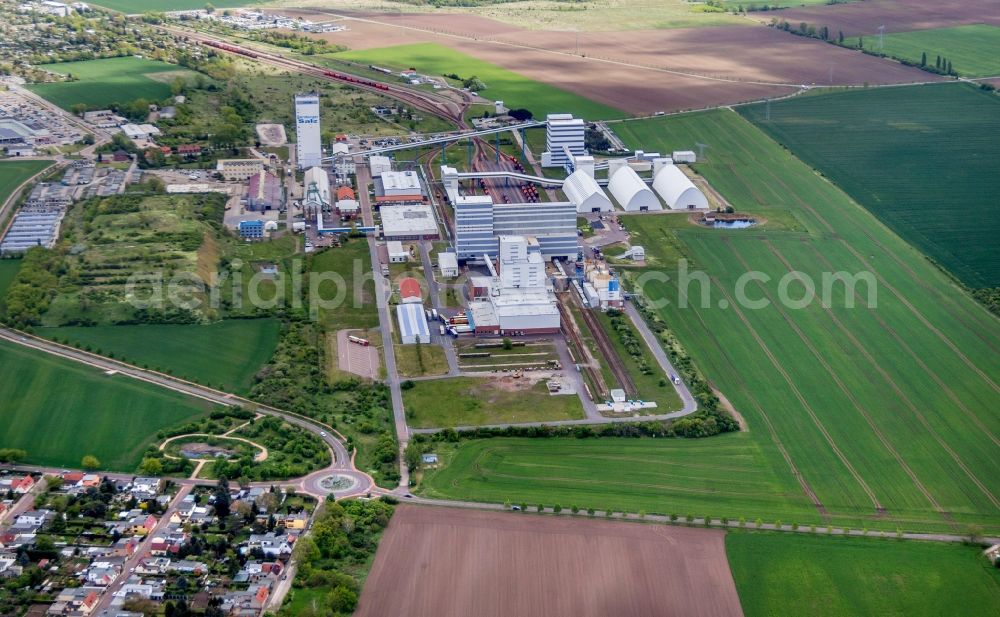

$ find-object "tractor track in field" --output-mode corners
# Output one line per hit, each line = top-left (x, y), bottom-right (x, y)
(803, 239), (1000, 449)
(641, 241), (829, 517)
(722, 238), (950, 523)
(717, 109), (1000, 394)
(766, 240), (1000, 512)
(706, 275), (884, 513)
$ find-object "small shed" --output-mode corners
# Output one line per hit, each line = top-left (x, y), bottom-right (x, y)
(387, 240), (408, 263)
(422, 453), (439, 465)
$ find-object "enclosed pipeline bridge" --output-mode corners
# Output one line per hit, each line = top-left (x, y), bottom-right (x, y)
(320, 120), (545, 161)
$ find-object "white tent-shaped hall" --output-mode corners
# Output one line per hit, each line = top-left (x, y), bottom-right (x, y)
(563, 170), (613, 213)
(607, 165), (661, 212)
(652, 162), (708, 210)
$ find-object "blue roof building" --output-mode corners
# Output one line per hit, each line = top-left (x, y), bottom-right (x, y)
(238, 220), (264, 240)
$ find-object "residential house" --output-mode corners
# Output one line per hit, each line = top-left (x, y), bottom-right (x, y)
(48, 587), (102, 615)
(283, 512), (307, 531)
(15, 510), (52, 528)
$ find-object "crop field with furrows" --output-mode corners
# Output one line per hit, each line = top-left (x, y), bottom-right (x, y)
(27, 57), (197, 110)
(0, 338), (213, 470)
(0, 160), (52, 204)
(335, 42), (629, 120)
(422, 108), (1000, 534)
(40, 319), (281, 394)
(727, 532), (1000, 617)
(420, 434), (820, 524)
(739, 83), (1000, 288)
(859, 24), (1000, 78)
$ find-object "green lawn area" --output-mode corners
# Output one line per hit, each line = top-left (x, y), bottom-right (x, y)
(336, 43), (628, 120)
(309, 241), (379, 331)
(39, 319), (281, 394)
(419, 433), (818, 521)
(0, 159), (52, 204)
(739, 83), (1000, 288)
(430, 107), (1000, 535)
(860, 24), (1000, 78)
(394, 341), (449, 378)
(0, 338), (213, 470)
(0, 260), (21, 300)
(27, 57), (197, 110)
(403, 376), (584, 428)
(727, 532), (1000, 617)
(90, 0), (263, 12)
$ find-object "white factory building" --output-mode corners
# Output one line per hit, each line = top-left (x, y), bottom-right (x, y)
(396, 302), (430, 344)
(369, 155), (392, 176)
(607, 163), (662, 212)
(652, 159), (708, 210)
(294, 93), (322, 169)
(302, 166), (330, 211)
(467, 236), (560, 336)
(375, 170), (423, 201)
(563, 169), (613, 213)
(380, 203), (438, 240)
(541, 113), (586, 168)
(443, 166), (579, 261)
(438, 251), (459, 277)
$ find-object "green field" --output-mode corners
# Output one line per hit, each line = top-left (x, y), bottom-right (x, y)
(0, 160), (52, 203)
(336, 43), (628, 120)
(861, 24), (1000, 78)
(0, 339), (213, 470)
(727, 533), (1000, 617)
(739, 83), (1000, 288)
(422, 108), (1000, 534)
(421, 433), (818, 521)
(310, 241), (379, 331)
(403, 376), (584, 428)
(40, 319), (280, 394)
(90, 0), (263, 12)
(28, 57), (196, 110)
(0, 260), (21, 301)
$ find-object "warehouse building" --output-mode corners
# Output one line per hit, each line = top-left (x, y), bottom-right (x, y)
(652, 160), (708, 210)
(541, 113), (585, 168)
(369, 155), (392, 176)
(217, 159), (265, 182)
(120, 123), (160, 142)
(396, 302), (430, 344)
(438, 251), (459, 278)
(563, 169), (613, 213)
(245, 169), (284, 211)
(380, 203), (438, 240)
(374, 170), (423, 202)
(607, 164), (661, 211)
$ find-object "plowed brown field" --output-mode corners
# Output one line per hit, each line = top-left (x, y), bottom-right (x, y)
(283, 9), (939, 115)
(772, 0), (1000, 37)
(356, 505), (744, 617)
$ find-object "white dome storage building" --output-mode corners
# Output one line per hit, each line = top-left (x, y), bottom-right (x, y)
(563, 170), (613, 213)
(652, 164), (709, 210)
(607, 166), (661, 212)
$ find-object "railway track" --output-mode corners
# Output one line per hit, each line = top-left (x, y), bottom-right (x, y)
(163, 27), (469, 127)
(557, 299), (609, 401)
(575, 295), (637, 398)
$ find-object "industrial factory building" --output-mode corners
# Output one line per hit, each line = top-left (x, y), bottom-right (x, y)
(380, 203), (438, 240)
(302, 166), (331, 211)
(563, 169), (613, 213)
(396, 302), (431, 344)
(466, 236), (560, 336)
(541, 113), (586, 168)
(652, 160), (709, 210)
(374, 170), (424, 202)
(453, 196), (578, 262)
(245, 169), (283, 211)
(294, 93), (322, 169)
(607, 164), (661, 212)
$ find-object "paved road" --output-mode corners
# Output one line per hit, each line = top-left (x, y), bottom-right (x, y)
(623, 302), (697, 414)
(418, 241), (460, 376)
(0, 327), (374, 499)
(355, 163), (409, 488)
